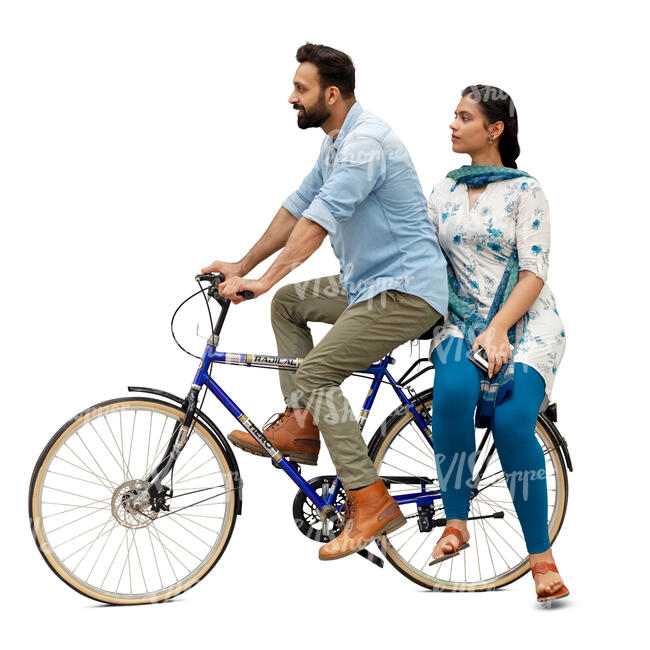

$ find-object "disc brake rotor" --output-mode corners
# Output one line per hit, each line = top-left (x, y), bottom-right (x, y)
(111, 479), (159, 529)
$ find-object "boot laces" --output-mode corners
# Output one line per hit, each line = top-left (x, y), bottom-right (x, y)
(340, 494), (358, 531)
(263, 407), (292, 431)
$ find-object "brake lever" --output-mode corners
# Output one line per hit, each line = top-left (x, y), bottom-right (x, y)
(195, 272), (226, 283)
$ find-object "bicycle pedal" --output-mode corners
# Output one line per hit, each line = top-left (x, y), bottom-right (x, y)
(271, 457), (302, 474)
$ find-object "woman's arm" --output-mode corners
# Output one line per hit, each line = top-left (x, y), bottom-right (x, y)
(473, 181), (551, 378)
(474, 271), (543, 377)
(490, 271), (544, 331)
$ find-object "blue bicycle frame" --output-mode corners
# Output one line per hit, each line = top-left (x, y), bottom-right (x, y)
(144, 274), (443, 524)
(189, 342), (440, 516)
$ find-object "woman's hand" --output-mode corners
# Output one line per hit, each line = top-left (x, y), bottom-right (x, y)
(472, 324), (512, 379)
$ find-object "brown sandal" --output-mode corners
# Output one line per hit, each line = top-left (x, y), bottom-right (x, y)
(428, 525), (470, 566)
(531, 561), (570, 602)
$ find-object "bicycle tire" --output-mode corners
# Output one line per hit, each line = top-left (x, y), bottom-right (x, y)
(369, 389), (569, 592)
(29, 397), (239, 605)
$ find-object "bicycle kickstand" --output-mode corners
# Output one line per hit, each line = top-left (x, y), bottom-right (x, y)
(357, 548), (384, 568)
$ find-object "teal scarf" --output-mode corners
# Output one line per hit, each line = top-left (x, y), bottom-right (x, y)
(447, 164), (533, 188)
(442, 165), (533, 428)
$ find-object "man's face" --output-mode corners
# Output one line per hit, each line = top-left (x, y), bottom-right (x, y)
(288, 62), (331, 129)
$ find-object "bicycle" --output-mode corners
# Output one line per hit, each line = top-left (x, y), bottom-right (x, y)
(29, 273), (573, 604)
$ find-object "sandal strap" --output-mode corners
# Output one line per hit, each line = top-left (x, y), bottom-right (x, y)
(531, 561), (559, 576)
(439, 525), (465, 552)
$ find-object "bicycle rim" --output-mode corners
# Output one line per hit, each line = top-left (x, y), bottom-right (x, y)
(30, 398), (237, 604)
(371, 392), (568, 591)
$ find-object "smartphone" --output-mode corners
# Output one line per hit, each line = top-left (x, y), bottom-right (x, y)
(467, 344), (514, 373)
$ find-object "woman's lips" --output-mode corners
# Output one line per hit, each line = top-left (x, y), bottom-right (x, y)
(451, 135), (459, 141)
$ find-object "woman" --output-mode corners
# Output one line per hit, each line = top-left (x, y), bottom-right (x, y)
(426, 85), (569, 602)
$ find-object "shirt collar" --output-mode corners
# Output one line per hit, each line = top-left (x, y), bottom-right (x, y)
(331, 101), (363, 151)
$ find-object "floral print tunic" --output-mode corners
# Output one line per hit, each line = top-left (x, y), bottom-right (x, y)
(427, 176), (566, 400)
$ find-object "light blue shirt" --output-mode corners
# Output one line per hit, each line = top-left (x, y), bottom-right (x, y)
(282, 101), (448, 316)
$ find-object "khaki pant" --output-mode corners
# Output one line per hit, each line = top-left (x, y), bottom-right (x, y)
(271, 274), (442, 489)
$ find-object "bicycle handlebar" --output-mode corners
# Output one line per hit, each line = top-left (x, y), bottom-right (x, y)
(194, 273), (254, 300)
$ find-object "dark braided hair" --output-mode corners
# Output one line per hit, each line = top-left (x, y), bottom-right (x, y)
(461, 85), (520, 169)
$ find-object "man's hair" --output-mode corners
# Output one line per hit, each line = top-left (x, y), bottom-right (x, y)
(295, 43), (355, 98)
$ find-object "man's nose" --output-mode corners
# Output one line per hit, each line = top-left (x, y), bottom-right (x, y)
(288, 92), (298, 104)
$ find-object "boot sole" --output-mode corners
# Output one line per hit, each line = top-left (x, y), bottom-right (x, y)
(227, 434), (319, 466)
(319, 513), (408, 561)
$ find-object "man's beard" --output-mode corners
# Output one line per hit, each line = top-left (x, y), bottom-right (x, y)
(294, 91), (330, 129)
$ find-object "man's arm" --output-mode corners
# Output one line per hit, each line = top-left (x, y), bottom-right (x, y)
(237, 206), (298, 275)
(201, 206), (297, 278)
(219, 136), (385, 303)
(201, 156), (324, 279)
(218, 217), (327, 302)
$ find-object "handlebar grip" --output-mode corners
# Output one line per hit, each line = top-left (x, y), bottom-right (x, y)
(236, 290), (254, 300)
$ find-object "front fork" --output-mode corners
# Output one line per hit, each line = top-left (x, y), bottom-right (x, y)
(134, 384), (200, 510)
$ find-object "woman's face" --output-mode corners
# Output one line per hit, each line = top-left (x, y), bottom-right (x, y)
(449, 93), (498, 154)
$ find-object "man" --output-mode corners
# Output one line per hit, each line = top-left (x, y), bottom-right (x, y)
(201, 43), (448, 560)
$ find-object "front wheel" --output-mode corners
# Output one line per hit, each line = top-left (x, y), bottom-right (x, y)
(29, 397), (239, 604)
(370, 389), (569, 592)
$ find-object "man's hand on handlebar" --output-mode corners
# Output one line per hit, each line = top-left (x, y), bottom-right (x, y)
(218, 276), (269, 304)
(200, 260), (245, 279)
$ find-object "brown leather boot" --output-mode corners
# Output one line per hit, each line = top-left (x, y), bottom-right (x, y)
(318, 479), (406, 560)
(227, 407), (320, 465)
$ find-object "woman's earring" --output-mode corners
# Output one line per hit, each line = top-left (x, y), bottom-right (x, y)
(489, 135), (494, 144)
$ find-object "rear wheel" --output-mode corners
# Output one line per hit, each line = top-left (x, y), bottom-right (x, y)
(370, 389), (569, 591)
(29, 397), (239, 604)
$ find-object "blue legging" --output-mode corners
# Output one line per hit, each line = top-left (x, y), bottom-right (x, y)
(431, 336), (550, 554)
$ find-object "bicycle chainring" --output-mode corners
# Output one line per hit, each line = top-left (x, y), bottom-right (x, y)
(292, 476), (346, 543)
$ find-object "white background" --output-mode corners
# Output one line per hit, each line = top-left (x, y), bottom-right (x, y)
(2, 0), (645, 647)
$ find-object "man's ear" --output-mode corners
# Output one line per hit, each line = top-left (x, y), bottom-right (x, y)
(326, 86), (341, 106)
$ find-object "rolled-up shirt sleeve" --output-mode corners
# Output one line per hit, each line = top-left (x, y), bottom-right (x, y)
(515, 181), (551, 282)
(301, 137), (386, 236)
(282, 156), (324, 219)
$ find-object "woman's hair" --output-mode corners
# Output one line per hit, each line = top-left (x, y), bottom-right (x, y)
(296, 43), (355, 99)
(461, 84), (520, 169)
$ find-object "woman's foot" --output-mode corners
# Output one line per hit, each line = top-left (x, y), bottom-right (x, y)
(430, 519), (470, 563)
(529, 548), (566, 598)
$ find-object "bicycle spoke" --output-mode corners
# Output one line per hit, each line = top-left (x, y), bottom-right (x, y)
(47, 469), (113, 490)
(57, 451), (117, 491)
(42, 497), (112, 518)
(151, 524), (202, 564)
(402, 422), (437, 463)
(174, 456), (217, 484)
(146, 526), (165, 590)
(86, 521), (120, 582)
(74, 430), (120, 489)
(132, 530), (148, 594)
(386, 446), (436, 471)
(96, 417), (134, 481)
